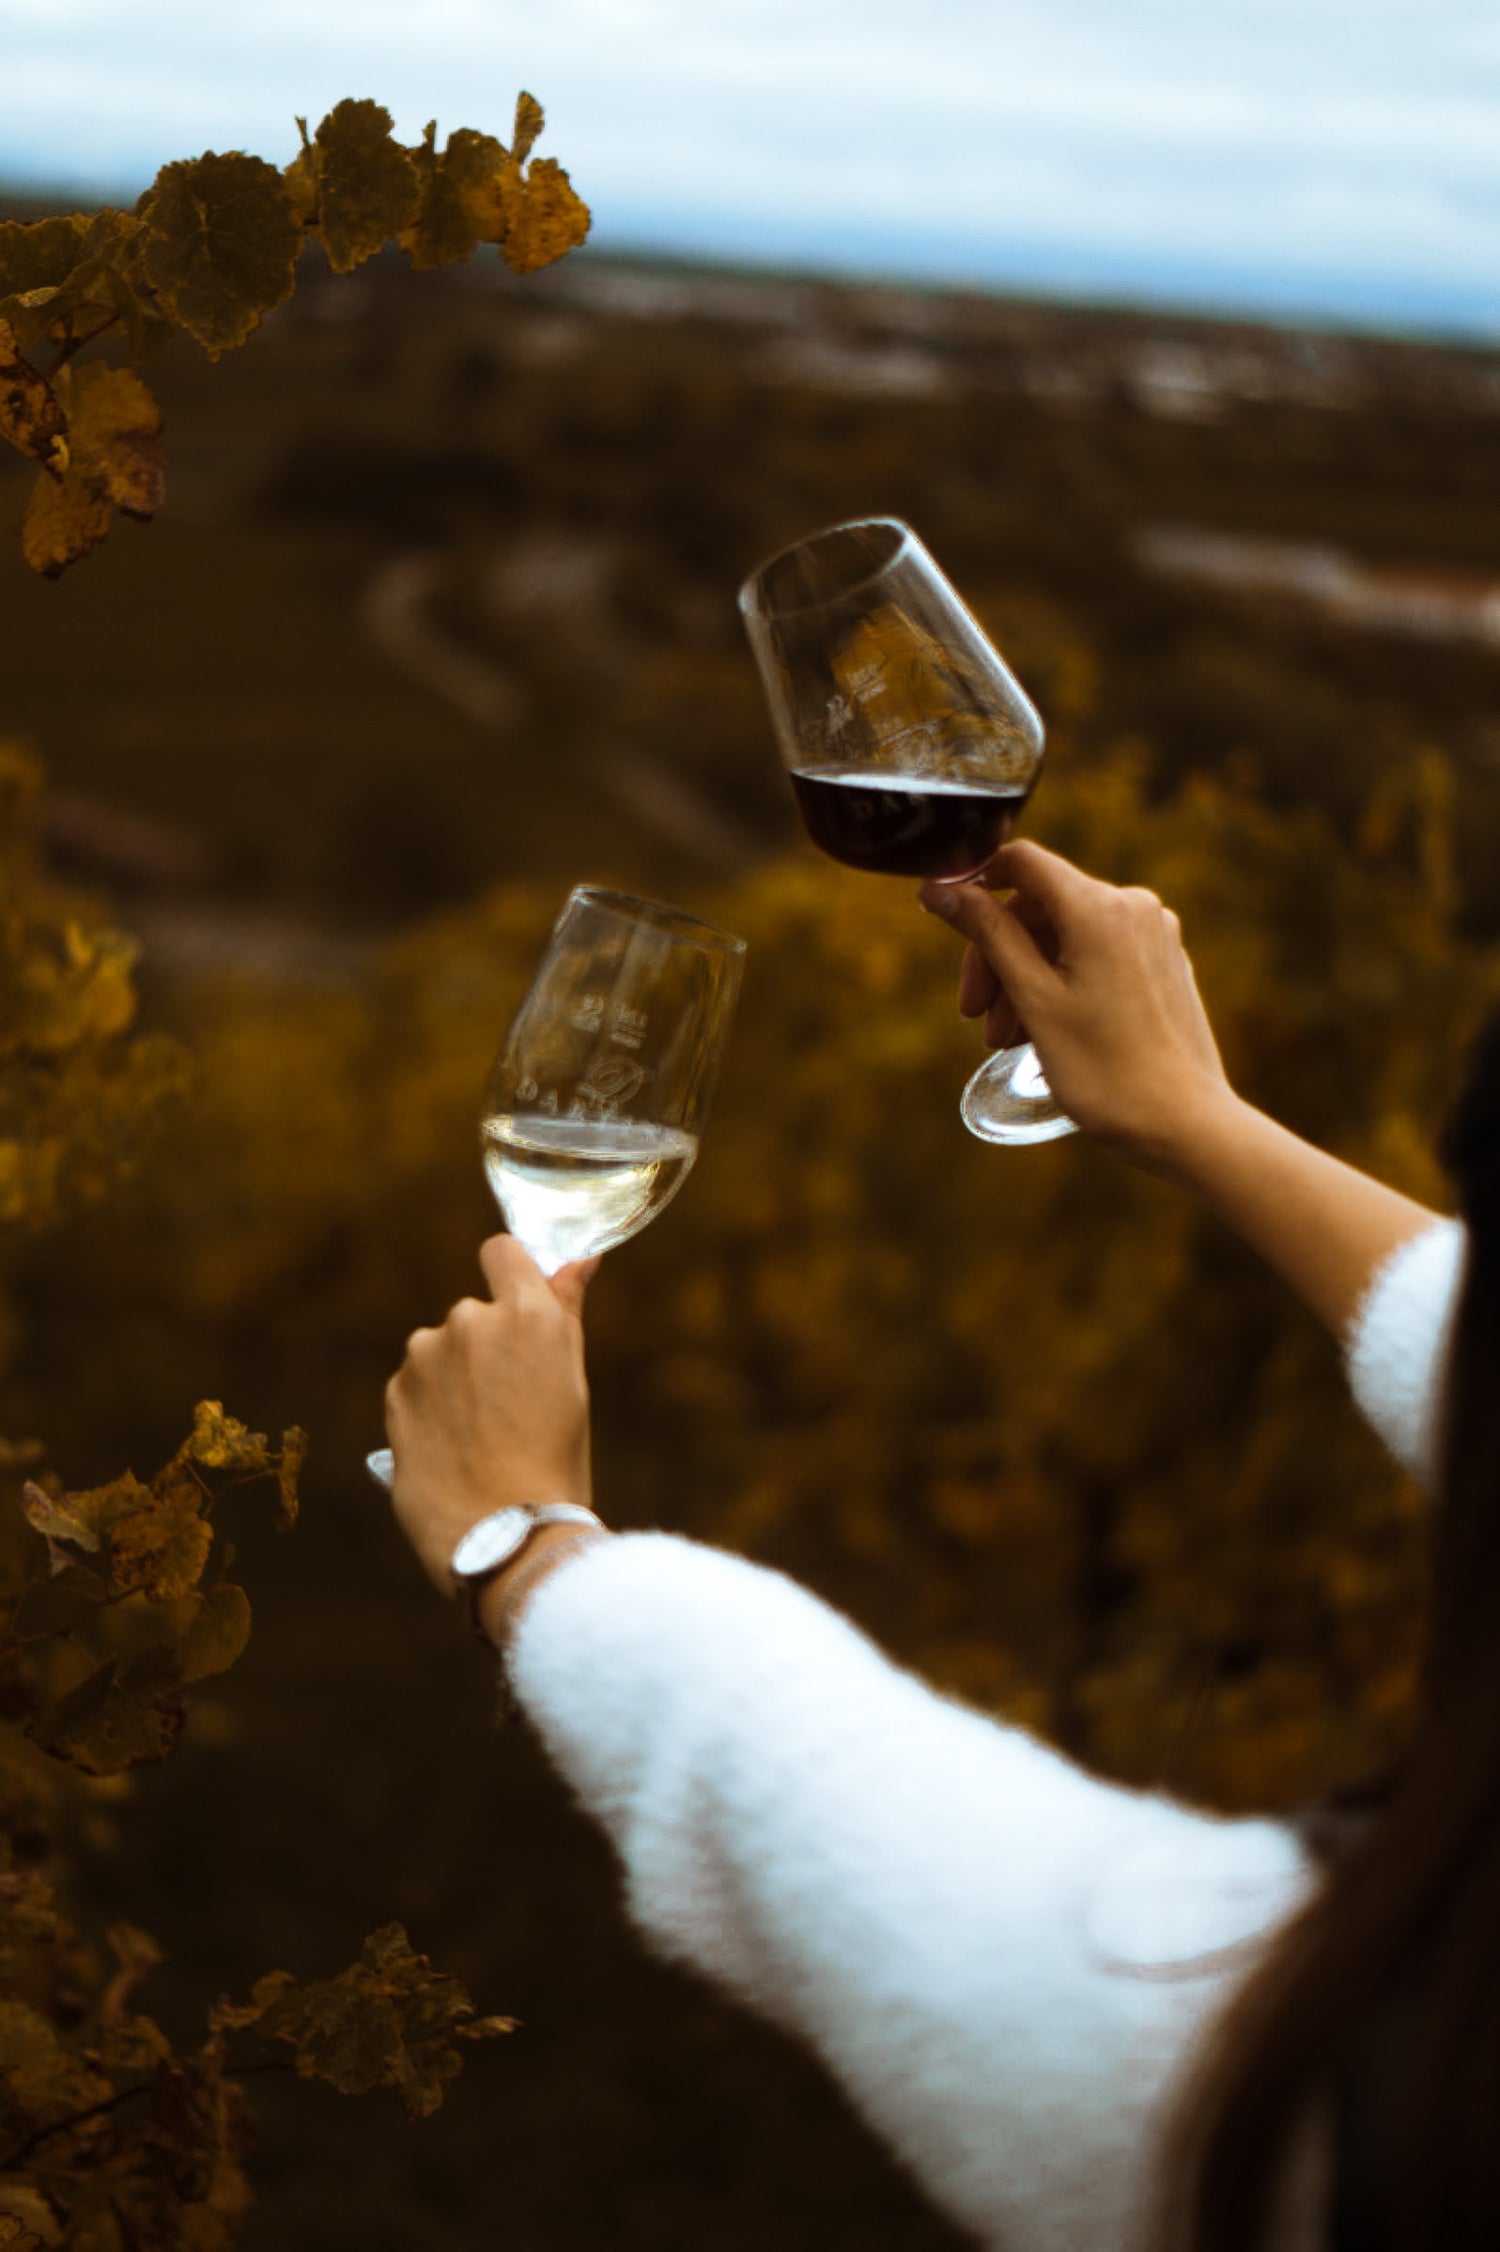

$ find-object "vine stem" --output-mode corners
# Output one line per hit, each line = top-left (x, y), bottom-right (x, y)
(0, 2079), (146, 2172)
(44, 310), (122, 381)
(0, 2055), (293, 2173)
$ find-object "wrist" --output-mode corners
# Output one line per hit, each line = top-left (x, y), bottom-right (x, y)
(474, 1523), (610, 1649)
(1123, 1076), (1250, 1191)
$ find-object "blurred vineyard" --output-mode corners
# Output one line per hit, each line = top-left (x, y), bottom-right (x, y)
(4, 234), (1500, 2247)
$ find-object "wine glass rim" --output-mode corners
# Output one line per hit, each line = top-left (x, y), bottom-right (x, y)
(566, 885), (747, 955)
(737, 516), (916, 619)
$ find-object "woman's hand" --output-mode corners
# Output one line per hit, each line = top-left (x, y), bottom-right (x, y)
(383, 1237), (599, 1602)
(920, 840), (1234, 1180)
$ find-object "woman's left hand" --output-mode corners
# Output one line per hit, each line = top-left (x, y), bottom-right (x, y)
(383, 1236), (598, 1599)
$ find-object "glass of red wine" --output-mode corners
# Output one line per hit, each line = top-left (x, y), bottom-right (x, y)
(739, 516), (1075, 1144)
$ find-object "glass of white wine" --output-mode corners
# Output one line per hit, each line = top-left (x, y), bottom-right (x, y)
(367, 886), (745, 1490)
(478, 885), (745, 1271)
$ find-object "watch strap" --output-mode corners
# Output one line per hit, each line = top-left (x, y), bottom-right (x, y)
(450, 1501), (604, 1643)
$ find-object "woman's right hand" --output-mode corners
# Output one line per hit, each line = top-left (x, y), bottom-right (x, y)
(919, 841), (1236, 1179)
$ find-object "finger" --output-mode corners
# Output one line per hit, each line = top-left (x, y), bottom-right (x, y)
(958, 940), (998, 1020)
(981, 839), (1103, 934)
(548, 1256), (600, 1319)
(1007, 889), (1059, 961)
(918, 880), (1056, 1013)
(983, 988), (1026, 1050)
(479, 1232), (544, 1298)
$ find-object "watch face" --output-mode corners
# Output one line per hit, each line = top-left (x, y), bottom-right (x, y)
(451, 1508), (532, 1580)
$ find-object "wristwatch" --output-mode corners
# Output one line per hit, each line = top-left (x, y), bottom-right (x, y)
(449, 1502), (604, 1642)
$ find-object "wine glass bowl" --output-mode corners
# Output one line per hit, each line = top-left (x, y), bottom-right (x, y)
(479, 886), (745, 1276)
(739, 518), (1074, 1145)
(366, 886), (744, 1495)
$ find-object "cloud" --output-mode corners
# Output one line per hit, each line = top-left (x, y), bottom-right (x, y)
(3, 0), (1498, 330)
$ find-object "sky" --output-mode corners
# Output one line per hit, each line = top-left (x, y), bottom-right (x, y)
(3, 0), (1500, 337)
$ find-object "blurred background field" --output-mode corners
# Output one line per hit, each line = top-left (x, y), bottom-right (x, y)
(6, 218), (1500, 2246)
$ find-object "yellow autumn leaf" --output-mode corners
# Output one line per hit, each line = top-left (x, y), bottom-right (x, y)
(106, 1481), (214, 1602)
(399, 123), (488, 272)
(186, 1400), (269, 1472)
(20, 363), (164, 578)
(493, 157), (591, 276)
(300, 100), (420, 275)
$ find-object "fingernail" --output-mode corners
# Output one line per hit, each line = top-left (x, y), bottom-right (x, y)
(919, 884), (958, 920)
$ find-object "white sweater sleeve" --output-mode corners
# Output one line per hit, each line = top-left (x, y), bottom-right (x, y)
(1344, 1217), (1467, 1487)
(510, 1533), (1318, 2252)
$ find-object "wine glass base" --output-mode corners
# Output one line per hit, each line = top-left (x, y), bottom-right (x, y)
(960, 1044), (1078, 1146)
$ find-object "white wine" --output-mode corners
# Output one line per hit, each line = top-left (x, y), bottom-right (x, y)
(481, 1113), (699, 1273)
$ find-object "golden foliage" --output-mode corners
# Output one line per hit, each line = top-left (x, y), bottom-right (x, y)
(210, 1924), (513, 2117)
(0, 93), (589, 573)
(14, 1406), (304, 1776)
(20, 363), (165, 578)
(138, 151), (303, 356)
(491, 156), (592, 277)
(0, 739), (190, 1231)
(0, 762), (509, 2246)
(287, 102), (419, 277)
(108, 745), (1496, 1817)
(396, 95), (591, 276)
(0, 212), (158, 360)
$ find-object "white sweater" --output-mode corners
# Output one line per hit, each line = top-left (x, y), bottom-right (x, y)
(510, 1218), (1467, 2252)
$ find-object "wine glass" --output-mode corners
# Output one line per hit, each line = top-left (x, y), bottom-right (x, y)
(367, 886), (745, 1489)
(738, 516), (1074, 1146)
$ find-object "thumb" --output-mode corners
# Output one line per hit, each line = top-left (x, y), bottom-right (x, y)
(920, 881), (1056, 1012)
(548, 1255), (601, 1319)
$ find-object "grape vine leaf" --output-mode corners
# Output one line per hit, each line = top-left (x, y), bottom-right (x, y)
(212, 1924), (514, 2117)
(401, 124), (491, 271)
(493, 157), (591, 277)
(109, 2040), (254, 2246)
(402, 97), (589, 277)
(0, 215), (95, 301)
(0, 214), (94, 305)
(291, 101), (420, 275)
(138, 151), (302, 358)
(0, 324), (64, 471)
(0, 212), (147, 356)
(12, 1407), (302, 1772)
(185, 1401), (266, 1472)
(19, 1483), (104, 1558)
(106, 1481), (214, 1602)
(25, 1654), (186, 1777)
(20, 364), (164, 579)
(0, 1997), (110, 2136)
(170, 1583), (252, 1684)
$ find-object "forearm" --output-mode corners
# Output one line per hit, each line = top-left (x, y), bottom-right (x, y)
(1163, 1085), (1444, 1341)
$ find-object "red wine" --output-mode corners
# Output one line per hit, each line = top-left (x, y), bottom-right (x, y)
(790, 767), (1028, 879)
